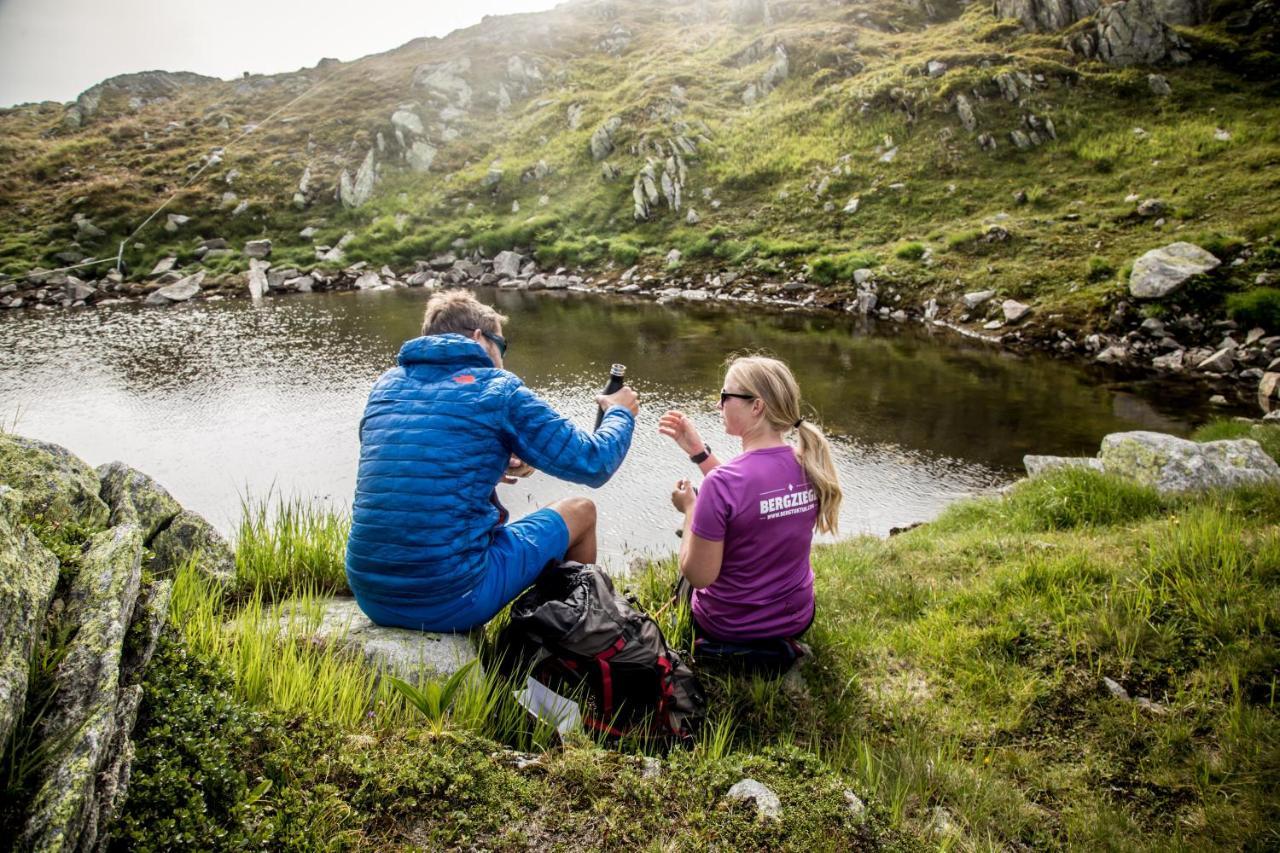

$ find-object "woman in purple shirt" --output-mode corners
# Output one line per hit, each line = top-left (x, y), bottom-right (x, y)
(659, 355), (843, 652)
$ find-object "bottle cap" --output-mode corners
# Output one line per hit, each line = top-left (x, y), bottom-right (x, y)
(610, 363), (627, 376)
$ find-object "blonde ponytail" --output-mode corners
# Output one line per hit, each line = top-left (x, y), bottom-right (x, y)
(724, 355), (844, 535)
(794, 420), (842, 535)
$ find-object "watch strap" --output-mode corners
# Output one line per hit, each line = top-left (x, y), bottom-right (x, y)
(688, 445), (711, 464)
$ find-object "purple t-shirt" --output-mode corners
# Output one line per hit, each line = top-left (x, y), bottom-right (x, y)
(690, 445), (817, 641)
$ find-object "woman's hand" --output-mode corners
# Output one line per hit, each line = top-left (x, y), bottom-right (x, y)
(670, 478), (697, 514)
(658, 410), (706, 457)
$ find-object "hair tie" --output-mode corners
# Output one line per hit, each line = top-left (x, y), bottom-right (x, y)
(793, 418), (803, 429)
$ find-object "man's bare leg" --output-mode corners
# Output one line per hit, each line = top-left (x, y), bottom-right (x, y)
(549, 497), (597, 565)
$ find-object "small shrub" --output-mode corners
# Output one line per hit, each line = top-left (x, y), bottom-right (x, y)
(609, 240), (640, 267)
(944, 228), (983, 252)
(1226, 287), (1280, 331)
(894, 242), (926, 261)
(1085, 255), (1116, 282)
(806, 251), (880, 285)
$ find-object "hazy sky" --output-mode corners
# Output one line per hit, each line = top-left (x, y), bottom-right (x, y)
(0, 0), (561, 108)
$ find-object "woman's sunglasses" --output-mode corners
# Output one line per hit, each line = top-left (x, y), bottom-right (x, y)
(719, 391), (755, 405)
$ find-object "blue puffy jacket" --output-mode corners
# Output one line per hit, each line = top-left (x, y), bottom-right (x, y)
(345, 333), (635, 621)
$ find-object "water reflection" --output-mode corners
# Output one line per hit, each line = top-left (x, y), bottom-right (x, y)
(0, 288), (1209, 568)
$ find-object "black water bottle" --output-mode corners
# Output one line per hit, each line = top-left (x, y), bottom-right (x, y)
(594, 363), (627, 431)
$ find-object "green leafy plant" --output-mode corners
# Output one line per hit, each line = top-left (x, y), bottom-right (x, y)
(387, 660), (480, 732)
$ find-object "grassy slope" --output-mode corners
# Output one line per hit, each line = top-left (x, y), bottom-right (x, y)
(1, 0), (1277, 332)
(113, 421), (1280, 850)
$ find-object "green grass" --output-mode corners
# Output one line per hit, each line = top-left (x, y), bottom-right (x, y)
(120, 459), (1280, 848)
(233, 492), (349, 598)
(1192, 418), (1280, 461)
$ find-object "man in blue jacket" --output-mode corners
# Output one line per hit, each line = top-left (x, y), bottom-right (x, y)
(345, 289), (639, 632)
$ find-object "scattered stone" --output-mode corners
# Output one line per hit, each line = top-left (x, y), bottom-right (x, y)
(725, 779), (780, 821)
(1148, 74), (1171, 95)
(144, 271), (205, 305)
(1196, 347), (1234, 373)
(1136, 198), (1164, 217)
(1209, 394), (1228, 406)
(1099, 431), (1280, 494)
(1002, 299), (1032, 323)
(1259, 372), (1280, 402)
(843, 197), (860, 214)
(299, 226), (318, 239)
(1128, 242), (1221, 299)
(962, 290), (996, 309)
(926, 59), (948, 77)
(1103, 676), (1130, 700)
(493, 251), (525, 279)
(149, 257), (177, 276)
(247, 259), (270, 299)
(843, 790), (866, 819)
(1151, 349), (1185, 371)
(163, 213), (190, 233)
(354, 271), (382, 289)
(244, 239), (272, 259)
(686, 208), (700, 225)
(1095, 345), (1130, 364)
(666, 249), (682, 266)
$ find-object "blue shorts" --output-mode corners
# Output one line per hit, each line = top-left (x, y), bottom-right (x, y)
(432, 507), (570, 632)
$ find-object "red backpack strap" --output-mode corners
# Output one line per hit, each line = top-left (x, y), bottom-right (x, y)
(594, 637), (626, 719)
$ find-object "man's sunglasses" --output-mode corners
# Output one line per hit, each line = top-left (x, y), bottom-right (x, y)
(719, 391), (755, 405)
(481, 330), (508, 356)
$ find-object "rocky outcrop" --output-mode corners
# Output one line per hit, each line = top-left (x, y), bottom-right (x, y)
(0, 487), (60, 753)
(1, 437), (233, 850)
(994, 0), (1099, 31)
(1024, 430), (1280, 494)
(339, 149), (377, 208)
(0, 433), (110, 528)
(63, 71), (216, 129)
(19, 523), (146, 852)
(1068, 0), (1193, 65)
(590, 116), (622, 160)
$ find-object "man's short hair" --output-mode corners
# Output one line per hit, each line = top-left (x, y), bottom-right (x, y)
(421, 289), (508, 337)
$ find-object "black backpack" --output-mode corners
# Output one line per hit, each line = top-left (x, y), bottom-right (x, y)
(497, 562), (705, 743)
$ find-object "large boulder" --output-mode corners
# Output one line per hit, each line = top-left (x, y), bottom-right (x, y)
(0, 433), (110, 528)
(148, 509), (235, 585)
(1099, 431), (1280, 494)
(96, 462), (182, 540)
(1128, 242), (1220, 299)
(0, 487), (60, 751)
(279, 597), (479, 681)
(19, 523), (144, 852)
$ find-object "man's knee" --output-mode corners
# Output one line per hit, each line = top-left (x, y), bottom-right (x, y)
(552, 497), (596, 535)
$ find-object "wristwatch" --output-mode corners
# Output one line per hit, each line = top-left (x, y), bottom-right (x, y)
(689, 445), (711, 465)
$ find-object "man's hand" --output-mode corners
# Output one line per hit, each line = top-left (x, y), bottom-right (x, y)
(500, 455), (535, 484)
(670, 478), (697, 514)
(597, 385), (639, 417)
(658, 410), (706, 457)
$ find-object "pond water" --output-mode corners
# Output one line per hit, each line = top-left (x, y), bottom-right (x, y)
(0, 288), (1212, 568)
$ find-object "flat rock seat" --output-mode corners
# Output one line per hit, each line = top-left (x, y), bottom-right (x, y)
(280, 597), (480, 681)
